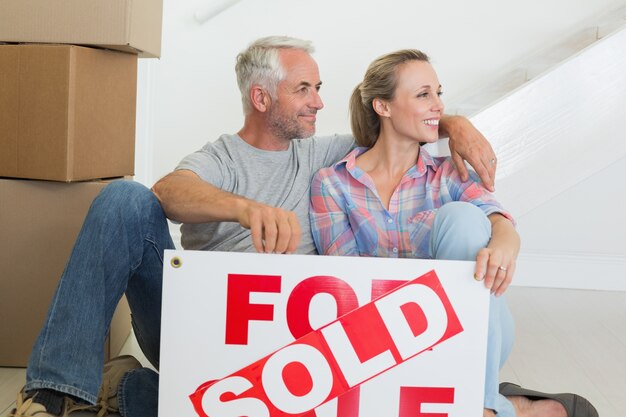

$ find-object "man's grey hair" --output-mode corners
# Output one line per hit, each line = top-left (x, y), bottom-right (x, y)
(235, 36), (315, 114)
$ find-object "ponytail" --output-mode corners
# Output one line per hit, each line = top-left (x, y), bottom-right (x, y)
(349, 83), (380, 147)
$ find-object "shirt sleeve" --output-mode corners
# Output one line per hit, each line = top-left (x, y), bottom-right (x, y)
(442, 161), (516, 225)
(309, 169), (361, 256)
(174, 142), (230, 190)
(312, 134), (357, 168)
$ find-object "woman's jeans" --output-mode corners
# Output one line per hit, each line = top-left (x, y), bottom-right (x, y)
(24, 183), (515, 417)
(25, 181), (168, 417)
(430, 201), (516, 417)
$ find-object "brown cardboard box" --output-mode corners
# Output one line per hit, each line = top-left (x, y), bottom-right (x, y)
(0, 178), (132, 367)
(0, 44), (137, 182)
(0, 0), (162, 58)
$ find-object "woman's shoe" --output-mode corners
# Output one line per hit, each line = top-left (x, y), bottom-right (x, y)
(499, 382), (599, 417)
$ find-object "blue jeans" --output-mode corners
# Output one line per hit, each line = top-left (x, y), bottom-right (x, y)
(430, 201), (516, 417)
(25, 181), (168, 417)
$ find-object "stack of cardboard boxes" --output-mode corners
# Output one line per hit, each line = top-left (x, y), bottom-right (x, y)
(0, 0), (163, 367)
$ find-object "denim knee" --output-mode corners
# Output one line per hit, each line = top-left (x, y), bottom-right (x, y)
(91, 181), (165, 225)
(437, 201), (486, 223)
(97, 180), (158, 209)
(118, 367), (159, 417)
(430, 202), (492, 261)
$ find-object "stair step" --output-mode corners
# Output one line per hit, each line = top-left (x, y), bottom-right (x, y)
(597, 4), (626, 38)
(451, 5), (626, 118)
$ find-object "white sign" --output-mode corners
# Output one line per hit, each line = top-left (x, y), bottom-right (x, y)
(159, 251), (489, 417)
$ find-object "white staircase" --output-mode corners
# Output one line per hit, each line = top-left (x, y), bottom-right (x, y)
(446, 6), (626, 290)
(446, 5), (626, 118)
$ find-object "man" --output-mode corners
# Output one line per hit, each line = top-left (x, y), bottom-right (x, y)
(10, 36), (573, 417)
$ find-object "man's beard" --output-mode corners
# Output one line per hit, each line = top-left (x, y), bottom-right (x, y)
(267, 104), (315, 141)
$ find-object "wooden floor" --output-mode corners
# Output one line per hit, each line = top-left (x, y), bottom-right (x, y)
(500, 287), (626, 416)
(1, 286), (625, 416)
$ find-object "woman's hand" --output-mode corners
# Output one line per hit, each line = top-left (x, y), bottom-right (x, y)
(475, 246), (517, 296)
(474, 214), (520, 296)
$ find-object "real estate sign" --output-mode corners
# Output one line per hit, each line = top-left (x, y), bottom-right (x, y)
(159, 251), (489, 417)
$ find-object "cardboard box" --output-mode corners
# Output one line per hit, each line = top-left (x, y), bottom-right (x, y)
(0, 44), (137, 182)
(0, 0), (162, 58)
(0, 178), (132, 367)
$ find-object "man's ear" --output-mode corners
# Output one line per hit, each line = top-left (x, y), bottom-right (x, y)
(373, 98), (390, 117)
(250, 85), (271, 112)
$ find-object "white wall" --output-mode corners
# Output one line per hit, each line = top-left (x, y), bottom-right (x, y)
(469, 27), (626, 290)
(132, 0), (626, 290)
(135, 0), (626, 185)
(515, 155), (626, 291)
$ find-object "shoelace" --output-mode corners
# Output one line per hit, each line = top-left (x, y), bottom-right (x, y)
(9, 394), (33, 417)
(95, 377), (114, 417)
(65, 381), (113, 417)
(10, 361), (128, 417)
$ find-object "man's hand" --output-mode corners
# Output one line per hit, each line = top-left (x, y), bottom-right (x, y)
(237, 201), (301, 254)
(440, 115), (497, 192)
(153, 170), (301, 253)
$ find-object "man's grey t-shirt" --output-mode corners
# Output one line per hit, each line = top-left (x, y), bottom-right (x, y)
(176, 133), (355, 254)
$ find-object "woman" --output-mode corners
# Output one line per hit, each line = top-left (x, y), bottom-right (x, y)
(309, 50), (596, 417)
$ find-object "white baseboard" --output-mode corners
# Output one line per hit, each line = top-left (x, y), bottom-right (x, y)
(514, 251), (626, 291)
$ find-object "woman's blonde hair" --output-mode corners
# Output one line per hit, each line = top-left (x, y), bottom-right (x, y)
(350, 49), (430, 147)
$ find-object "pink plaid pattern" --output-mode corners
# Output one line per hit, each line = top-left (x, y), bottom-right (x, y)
(310, 147), (514, 258)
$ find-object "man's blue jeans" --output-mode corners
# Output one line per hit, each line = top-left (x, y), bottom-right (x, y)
(25, 181), (168, 417)
(430, 201), (516, 417)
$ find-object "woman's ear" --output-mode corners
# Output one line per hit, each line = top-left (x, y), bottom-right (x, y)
(373, 98), (390, 117)
(250, 85), (270, 112)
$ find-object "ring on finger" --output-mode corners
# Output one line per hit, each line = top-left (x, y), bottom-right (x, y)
(489, 158), (497, 165)
(498, 266), (507, 272)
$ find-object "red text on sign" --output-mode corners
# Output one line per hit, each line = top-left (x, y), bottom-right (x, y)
(190, 271), (463, 417)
